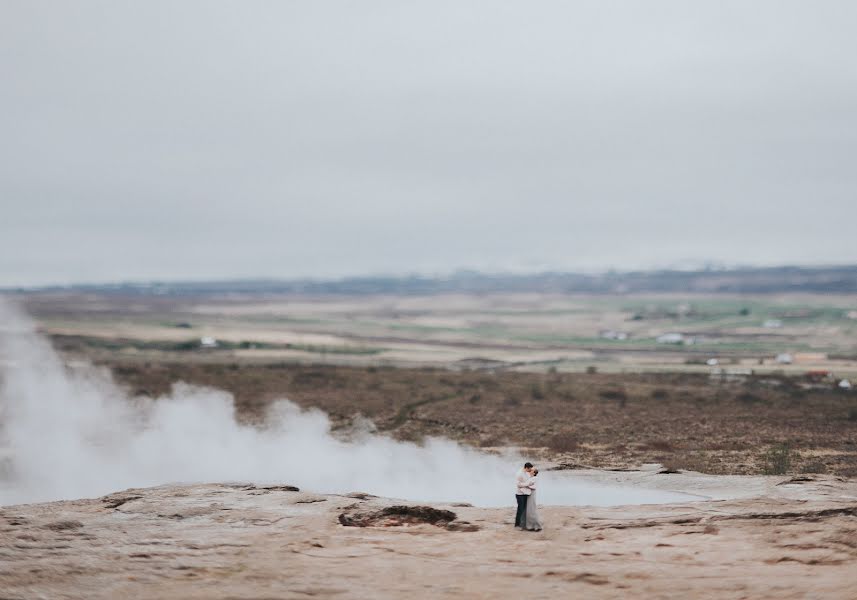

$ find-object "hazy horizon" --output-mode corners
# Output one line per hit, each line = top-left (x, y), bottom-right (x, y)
(4, 261), (857, 293)
(3, 1), (857, 287)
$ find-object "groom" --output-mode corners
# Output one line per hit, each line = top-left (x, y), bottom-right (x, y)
(514, 462), (534, 529)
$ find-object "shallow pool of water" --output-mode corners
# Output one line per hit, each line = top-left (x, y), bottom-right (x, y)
(535, 472), (703, 507)
(311, 470), (706, 509)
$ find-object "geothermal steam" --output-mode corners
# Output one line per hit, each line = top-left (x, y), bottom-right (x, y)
(0, 299), (690, 507)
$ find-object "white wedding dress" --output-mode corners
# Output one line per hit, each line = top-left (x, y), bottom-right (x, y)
(524, 489), (543, 531)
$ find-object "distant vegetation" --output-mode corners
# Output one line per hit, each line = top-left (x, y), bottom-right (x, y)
(9, 265), (857, 295)
(49, 335), (384, 356)
(105, 362), (857, 477)
(762, 443), (794, 475)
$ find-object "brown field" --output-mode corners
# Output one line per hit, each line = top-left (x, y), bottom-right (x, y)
(16, 290), (857, 477)
(77, 360), (857, 478)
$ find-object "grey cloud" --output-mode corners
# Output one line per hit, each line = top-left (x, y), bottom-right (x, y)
(2, 1), (856, 285)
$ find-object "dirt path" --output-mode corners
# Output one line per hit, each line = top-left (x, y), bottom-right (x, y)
(378, 393), (456, 431)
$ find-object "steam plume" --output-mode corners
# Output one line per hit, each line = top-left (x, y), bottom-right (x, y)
(0, 298), (689, 507)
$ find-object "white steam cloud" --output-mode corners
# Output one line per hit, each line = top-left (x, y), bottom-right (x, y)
(0, 299), (691, 507)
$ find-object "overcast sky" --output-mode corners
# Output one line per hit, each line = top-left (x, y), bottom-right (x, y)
(2, 1), (856, 286)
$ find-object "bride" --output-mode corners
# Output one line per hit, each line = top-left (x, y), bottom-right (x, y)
(524, 468), (543, 531)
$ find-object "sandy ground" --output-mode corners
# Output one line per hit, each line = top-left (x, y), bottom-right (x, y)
(3, 472), (857, 599)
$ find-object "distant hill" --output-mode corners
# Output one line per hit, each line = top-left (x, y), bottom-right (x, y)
(7, 265), (857, 296)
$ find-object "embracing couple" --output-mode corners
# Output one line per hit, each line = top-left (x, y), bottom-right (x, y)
(514, 462), (543, 531)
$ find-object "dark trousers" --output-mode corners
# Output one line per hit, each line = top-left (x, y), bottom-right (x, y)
(515, 494), (528, 527)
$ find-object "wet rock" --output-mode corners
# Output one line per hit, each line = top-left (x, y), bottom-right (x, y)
(158, 506), (222, 520)
(345, 492), (376, 500)
(42, 520), (83, 531)
(228, 483), (300, 492)
(777, 476), (815, 485)
(259, 485), (300, 492)
(548, 463), (586, 471)
(102, 494), (143, 509)
(338, 505), (458, 528)
(445, 521), (480, 532)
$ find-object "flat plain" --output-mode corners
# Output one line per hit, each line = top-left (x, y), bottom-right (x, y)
(15, 290), (857, 477)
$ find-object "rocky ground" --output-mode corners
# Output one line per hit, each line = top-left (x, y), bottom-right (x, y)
(2, 472), (857, 599)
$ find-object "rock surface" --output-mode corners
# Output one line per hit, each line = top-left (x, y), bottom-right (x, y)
(2, 475), (857, 599)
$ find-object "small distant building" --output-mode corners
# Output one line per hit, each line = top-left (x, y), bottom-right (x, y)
(775, 353), (793, 364)
(838, 379), (852, 390)
(656, 333), (685, 344)
(706, 358), (719, 366)
(200, 336), (219, 348)
(805, 370), (832, 381)
(600, 330), (628, 341)
(763, 319), (783, 328)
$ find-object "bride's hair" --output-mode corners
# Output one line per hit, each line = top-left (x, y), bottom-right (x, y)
(532, 469), (539, 476)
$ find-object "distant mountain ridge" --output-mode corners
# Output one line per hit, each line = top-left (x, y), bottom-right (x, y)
(7, 265), (857, 296)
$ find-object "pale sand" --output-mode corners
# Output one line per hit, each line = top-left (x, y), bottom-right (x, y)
(2, 472), (856, 599)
